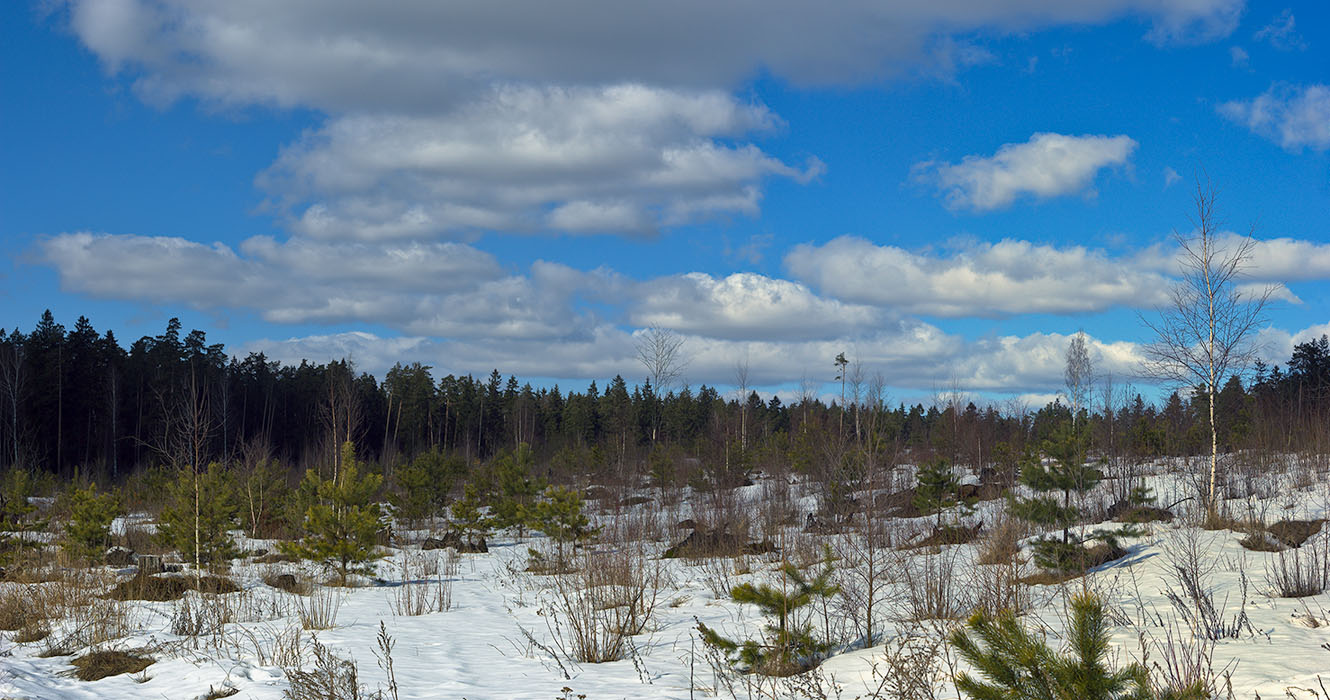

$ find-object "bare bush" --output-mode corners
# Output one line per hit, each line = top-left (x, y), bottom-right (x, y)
(864, 632), (948, 700)
(284, 637), (365, 700)
(389, 549), (457, 616)
(897, 547), (971, 622)
(297, 586), (343, 631)
(542, 546), (668, 664)
(1266, 541), (1330, 598)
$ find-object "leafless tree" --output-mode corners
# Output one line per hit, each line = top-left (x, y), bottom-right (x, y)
(733, 353), (751, 450)
(1140, 180), (1274, 511)
(634, 324), (688, 393)
(1064, 329), (1094, 432)
(635, 324), (688, 442)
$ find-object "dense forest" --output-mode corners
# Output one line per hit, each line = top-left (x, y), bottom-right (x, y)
(3, 310), (1329, 491)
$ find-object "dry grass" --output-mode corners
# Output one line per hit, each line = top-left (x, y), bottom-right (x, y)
(977, 517), (1025, 566)
(105, 573), (240, 601)
(71, 649), (153, 681)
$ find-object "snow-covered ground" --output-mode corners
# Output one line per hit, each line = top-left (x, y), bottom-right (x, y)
(4, 461), (1330, 700)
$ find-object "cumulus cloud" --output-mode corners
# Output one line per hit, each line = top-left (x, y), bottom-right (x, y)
(785, 236), (1169, 317)
(1219, 83), (1330, 152)
(258, 85), (819, 239)
(631, 272), (882, 341)
(37, 232), (604, 340)
(240, 323), (1148, 397)
(914, 133), (1137, 211)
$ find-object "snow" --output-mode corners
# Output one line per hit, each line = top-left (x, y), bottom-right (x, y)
(5, 462), (1330, 699)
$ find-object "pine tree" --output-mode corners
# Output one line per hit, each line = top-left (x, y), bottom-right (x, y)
(488, 443), (543, 533)
(525, 485), (597, 561)
(390, 450), (464, 531)
(62, 482), (120, 563)
(282, 441), (386, 585)
(1009, 427), (1104, 572)
(949, 592), (1154, 700)
(449, 483), (490, 548)
(156, 462), (240, 570)
(913, 458), (964, 531)
(697, 550), (839, 676)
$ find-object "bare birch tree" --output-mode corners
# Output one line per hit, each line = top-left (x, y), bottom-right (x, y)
(1064, 330), (1093, 432)
(1140, 181), (1273, 512)
(634, 324), (687, 393)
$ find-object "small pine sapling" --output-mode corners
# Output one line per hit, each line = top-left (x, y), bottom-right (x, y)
(950, 592), (1153, 700)
(449, 483), (490, 549)
(156, 462), (241, 571)
(1010, 428), (1109, 574)
(61, 482), (120, 563)
(281, 441), (387, 585)
(913, 458), (972, 531)
(487, 443), (544, 535)
(697, 550), (840, 676)
(390, 450), (464, 531)
(525, 485), (599, 562)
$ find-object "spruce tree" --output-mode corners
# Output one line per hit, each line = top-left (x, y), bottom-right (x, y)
(156, 462), (240, 570)
(282, 441), (386, 585)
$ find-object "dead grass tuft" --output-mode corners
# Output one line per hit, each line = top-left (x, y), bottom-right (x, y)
(71, 650), (154, 681)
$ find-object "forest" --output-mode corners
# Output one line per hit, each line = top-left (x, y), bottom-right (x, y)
(4, 309), (1329, 490)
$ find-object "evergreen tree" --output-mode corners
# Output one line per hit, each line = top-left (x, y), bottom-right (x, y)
(62, 482), (119, 563)
(697, 550), (839, 676)
(449, 482), (490, 548)
(156, 462), (240, 570)
(282, 441), (386, 585)
(949, 592), (1158, 700)
(913, 458), (964, 530)
(1010, 427), (1105, 572)
(390, 450), (464, 530)
(487, 443), (543, 533)
(525, 485), (597, 561)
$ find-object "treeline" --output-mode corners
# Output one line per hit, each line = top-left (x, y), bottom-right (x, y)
(2, 310), (1330, 485)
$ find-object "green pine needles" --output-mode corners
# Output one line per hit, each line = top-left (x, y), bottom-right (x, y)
(698, 548), (839, 676)
(281, 441), (387, 585)
(156, 462), (241, 571)
(526, 485), (597, 561)
(61, 482), (120, 563)
(950, 592), (1152, 700)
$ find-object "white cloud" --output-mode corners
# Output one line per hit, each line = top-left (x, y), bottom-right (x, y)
(785, 236), (1169, 317)
(61, 0), (1243, 112)
(38, 232), (605, 340)
(1229, 45), (1249, 67)
(631, 272), (882, 341)
(239, 323), (1151, 398)
(1219, 84), (1330, 152)
(258, 85), (817, 239)
(1164, 166), (1182, 188)
(914, 133), (1137, 211)
(1254, 9), (1307, 51)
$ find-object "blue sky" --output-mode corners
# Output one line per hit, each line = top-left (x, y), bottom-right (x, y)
(2, 0), (1328, 406)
